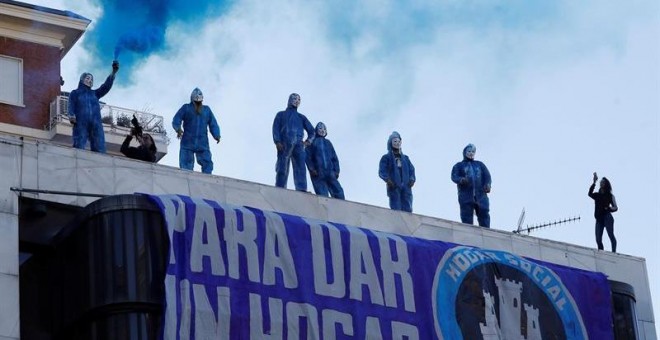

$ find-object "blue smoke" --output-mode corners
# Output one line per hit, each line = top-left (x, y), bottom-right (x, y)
(113, 25), (165, 61)
(84, 0), (233, 80)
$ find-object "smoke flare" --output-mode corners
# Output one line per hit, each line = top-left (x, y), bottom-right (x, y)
(83, 0), (232, 78)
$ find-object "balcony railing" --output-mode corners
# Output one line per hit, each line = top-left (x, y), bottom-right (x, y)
(49, 95), (170, 145)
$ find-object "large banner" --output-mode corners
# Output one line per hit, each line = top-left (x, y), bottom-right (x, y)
(148, 194), (614, 339)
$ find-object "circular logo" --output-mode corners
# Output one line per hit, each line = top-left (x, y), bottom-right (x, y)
(433, 246), (588, 340)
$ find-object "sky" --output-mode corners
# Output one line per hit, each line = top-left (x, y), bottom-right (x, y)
(31, 0), (659, 333)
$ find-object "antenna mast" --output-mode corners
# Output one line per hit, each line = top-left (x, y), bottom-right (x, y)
(516, 208), (526, 234)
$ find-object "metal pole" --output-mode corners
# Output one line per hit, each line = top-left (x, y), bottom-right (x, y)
(10, 187), (108, 198)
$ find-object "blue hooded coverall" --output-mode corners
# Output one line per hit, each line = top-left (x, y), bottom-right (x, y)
(68, 73), (115, 153)
(272, 103), (315, 191)
(451, 144), (492, 227)
(379, 131), (415, 212)
(172, 90), (221, 174)
(306, 122), (345, 199)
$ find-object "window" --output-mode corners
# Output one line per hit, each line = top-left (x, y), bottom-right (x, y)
(0, 55), (24, 106)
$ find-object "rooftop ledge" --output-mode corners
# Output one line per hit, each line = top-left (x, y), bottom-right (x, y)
(0, 132), (653, 322)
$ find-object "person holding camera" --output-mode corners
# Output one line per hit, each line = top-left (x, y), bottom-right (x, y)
(120, 129), (157, 163)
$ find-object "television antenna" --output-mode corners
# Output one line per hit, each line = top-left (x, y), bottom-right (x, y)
(512, 211), (580, 235)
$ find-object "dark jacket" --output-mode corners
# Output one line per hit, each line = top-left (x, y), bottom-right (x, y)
(588, 184), (618, 220)
(120, 135), (156, 162)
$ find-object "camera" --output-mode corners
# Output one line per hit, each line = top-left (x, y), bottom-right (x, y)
(131, 115), (143, 137)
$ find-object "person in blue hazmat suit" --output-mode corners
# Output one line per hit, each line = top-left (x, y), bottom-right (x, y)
(172, 88), (221, 174)
(67, 61), (119, 153)
(305, 122), (345, 199)
(451, 143), (492, 227)
(379, 131), (415, 212)
(272, 93), (315, 191)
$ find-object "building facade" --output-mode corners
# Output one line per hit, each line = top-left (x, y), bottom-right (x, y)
(0, 0), (655, 339)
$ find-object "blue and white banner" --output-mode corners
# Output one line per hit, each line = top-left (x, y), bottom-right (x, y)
(148, 194), (614, 339)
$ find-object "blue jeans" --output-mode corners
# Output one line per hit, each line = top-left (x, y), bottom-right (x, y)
(595, 213), (616, 252)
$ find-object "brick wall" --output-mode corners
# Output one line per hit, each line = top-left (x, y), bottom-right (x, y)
(0, 37), (60, 130)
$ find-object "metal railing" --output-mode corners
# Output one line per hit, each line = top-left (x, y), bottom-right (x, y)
(49, 95), (170, 144)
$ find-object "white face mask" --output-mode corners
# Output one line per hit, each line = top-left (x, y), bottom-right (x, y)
(83, 74), (94, 88)
(391, 137), (402, 150)
(191, 89), (204, 103)
(466, 148), (476, 160)
(288, 93), (301, 108)
(316, 125), (327, 137)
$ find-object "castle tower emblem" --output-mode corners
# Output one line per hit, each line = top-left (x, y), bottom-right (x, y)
(479, 277), (542, 339)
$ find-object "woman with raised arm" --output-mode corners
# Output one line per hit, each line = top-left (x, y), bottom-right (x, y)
(589, 172), (618, 252)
